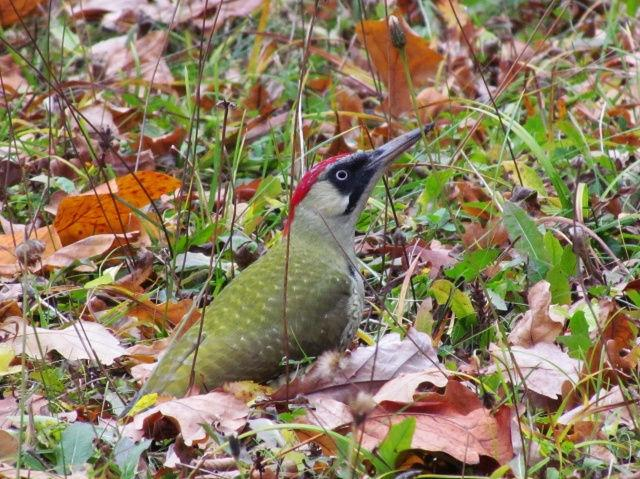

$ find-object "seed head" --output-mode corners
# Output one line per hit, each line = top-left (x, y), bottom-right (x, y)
(388, 15), (406, 50)
(349, 391), (376, 426)
(15, 239), (46, 266)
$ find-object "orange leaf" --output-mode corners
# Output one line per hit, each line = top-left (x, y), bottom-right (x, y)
(355, 16), (442, 116)
(0, 0), (44, 26)
(127, 298), (200, 331)
(53, 171), (180, 245)
(0, 226), (61, 276)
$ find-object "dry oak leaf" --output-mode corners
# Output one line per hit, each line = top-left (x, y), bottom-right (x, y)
(307, 380), (513, 465)
(0, 463), (87, 479)
(0, 55), (27, 95)
(461, 220), (509, 250)
(508, 280), (564, 347)
(373, 368), (450, 404)
(0, 226), (132, 276)
(0, 226), (61, 276)
(53, 171), (180, 245)
(272, 328), (443, 403)
(355, 16), (442, 116)
(1, 317), (126, 365)
(197, 0), (264, 33)
(558, 385), (639, 431)
(90, 31), (174, 85)
(121, 391), (249, 446)
(0, 0), (44, 26)
(124, 298), (201, 334)
(42, 233), (136, 270)
(490, 342), (581, 399)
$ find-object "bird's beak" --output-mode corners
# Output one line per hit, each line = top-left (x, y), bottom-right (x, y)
(368, 123), (434, 169)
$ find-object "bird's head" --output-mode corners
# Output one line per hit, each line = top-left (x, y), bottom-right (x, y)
(285, 125), (431, 250)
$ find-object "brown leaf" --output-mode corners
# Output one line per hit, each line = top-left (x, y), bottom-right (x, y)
(508, 281), (565, 347)
(490, 342), (581, 399)
(558, 386), (638, 430)
(91, 31), (174, 85)
(416, 87), (452, 122)
(1, 317), (126, 365)
(584, 300), (639, 383)
(75, 103), (120, 136)
(365, 381), (512, 465)
(197, 0), (264, 33)
(448, 181), (492, 219)
(272, 328), (443, 403)
(130, 127), (186, 157)
(0, 226), (61, 276)
(53, 171), (180, 245)
(308, 380), (513, 466)
(0, 0), (44, 26)
(0, 55), (27, 96)
(373, 369), (449, 403)
(42, 233), (130, 270)
(127, 298), (200, 330)
(116, 248), (154, 292)
(355, 16), (442, 116)
(122, 391), (249, 445)
(461, 220), (509, 249)
(416, 240), (458, 279)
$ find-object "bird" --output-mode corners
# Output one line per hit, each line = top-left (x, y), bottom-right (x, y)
(126, 125), (431, 408)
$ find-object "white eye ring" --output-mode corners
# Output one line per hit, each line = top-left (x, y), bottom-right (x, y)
(335, 169), (348, 181)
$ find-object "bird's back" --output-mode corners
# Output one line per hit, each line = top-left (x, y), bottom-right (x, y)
(137, 234), (362, 398)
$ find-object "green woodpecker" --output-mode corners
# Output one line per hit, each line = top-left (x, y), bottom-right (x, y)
(128, 126), (430, 405)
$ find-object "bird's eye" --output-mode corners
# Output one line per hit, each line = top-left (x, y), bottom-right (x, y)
(335, 170), (349, 181)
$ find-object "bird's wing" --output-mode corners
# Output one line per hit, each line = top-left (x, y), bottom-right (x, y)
(133, 239), (357, 400)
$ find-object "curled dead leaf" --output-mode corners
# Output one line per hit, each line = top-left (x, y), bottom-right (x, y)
(490, 342), (581, 399)
(1, 317), (126, 365)
(272, 328), (441, 403)
(508, 281), (565, 347)
(121, 391), (249, 445)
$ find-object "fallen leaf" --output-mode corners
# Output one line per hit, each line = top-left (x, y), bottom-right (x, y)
(0, 55), (27, 95)
(126, 298), (201, 330)
(0, 397), (18, 428)
(448, 181), (492, 219)
(0, 0), (44, 26)
(307, 380), (513, 466)
(42, 233), (132, 270)
(355, 16), (442, 115)
(416, 87), (451, 122)
(115, 247), (154, 292)
(53, 171), (180, 245)
(1, 317), (126, 365)
(0, 463), (87, 479)
(121, 391), (249, 445)
(0, 226), (61, 276)
(130, 127), (186, 156)
(583, 300), (639, 387)
(508, 281), (565, 347)
(490, 342), (581, 399)
(90, 31), (174, 85)
(461, 220), (509, 249)
(198, 0), (264, 33)
(558, 386), (638, 430)
(272, 328), (444, 402)
(373, 369), (449, 403)
(416, 240), (457, 279)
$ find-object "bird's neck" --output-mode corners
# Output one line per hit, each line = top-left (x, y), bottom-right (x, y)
(287, 205), (357, 261)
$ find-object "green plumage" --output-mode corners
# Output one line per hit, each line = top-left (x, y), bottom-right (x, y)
(138, 233), (362, 398)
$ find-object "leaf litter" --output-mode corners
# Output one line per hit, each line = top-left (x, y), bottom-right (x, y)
(1, 0), (639, 476)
